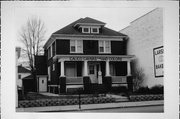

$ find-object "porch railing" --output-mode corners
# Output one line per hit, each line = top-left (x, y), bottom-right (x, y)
(111, 76), (127, 84)
(66, 77), (84, 84)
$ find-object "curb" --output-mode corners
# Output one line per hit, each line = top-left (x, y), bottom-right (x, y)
(16, 100), (164, 112)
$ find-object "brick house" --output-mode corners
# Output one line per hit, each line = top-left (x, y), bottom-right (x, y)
(37, 17), (134, 94)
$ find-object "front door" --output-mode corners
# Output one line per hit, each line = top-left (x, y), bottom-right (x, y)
(88, 63), (98, 83)
(39, 77), (47, 92)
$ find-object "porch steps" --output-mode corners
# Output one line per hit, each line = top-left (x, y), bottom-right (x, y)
(106, 94), (129, 102)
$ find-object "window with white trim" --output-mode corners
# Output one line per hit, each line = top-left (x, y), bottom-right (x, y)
(99, 40), (111, 53)
(52, 63), (55, 71)
(82, 27), (90, 33)
(48, 66), (51, 81)
(70, 40), (83, 53)
(91, 27), (99, 34)
(47, 46), (52, 59)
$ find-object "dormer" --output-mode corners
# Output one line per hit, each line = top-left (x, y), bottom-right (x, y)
(74, 17), (106, 34)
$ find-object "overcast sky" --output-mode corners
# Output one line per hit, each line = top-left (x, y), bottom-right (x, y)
(14, 3), (155, 47)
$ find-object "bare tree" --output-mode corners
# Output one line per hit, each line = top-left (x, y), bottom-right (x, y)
(19, 17), (46, 91)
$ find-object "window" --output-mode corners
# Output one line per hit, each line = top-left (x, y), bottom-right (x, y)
(65, 62), (77, 77)
(99, 40), (111, 53)
(89, 65), (95, 74)
(52, 42), (56, 56)
(82, 27), (90, 33)
(18, 74), (21, 79)
(70, 40), (83, 53)
(48, 66), (51, 81)
(52, 63), (55, 71)
(99, 41), (104, 53)
(48, 46), (52, 59)
(91, 27), (99, 33)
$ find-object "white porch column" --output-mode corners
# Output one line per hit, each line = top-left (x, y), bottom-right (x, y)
(127, 60), (131, 76)
(105, 60), (110, 76)
(60, 60), (65, 77)
(84, 60), (88, 76)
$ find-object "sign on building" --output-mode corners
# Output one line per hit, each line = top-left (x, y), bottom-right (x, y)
(153, 46), (163, 77)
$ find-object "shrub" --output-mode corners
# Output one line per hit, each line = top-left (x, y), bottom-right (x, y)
(133, 86), (150, 94)
(110, 86), (128, 94)
(133, 85), (164, 95)
(149, 85), (163, 94)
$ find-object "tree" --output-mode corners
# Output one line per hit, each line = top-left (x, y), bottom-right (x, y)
(131, 59), (145, 91)
(19, 17), (46, 91)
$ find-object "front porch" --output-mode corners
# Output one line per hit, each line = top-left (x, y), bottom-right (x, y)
(48, 55), (134, 94)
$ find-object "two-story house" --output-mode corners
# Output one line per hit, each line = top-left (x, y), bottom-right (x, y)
(42, 17), (134, 94)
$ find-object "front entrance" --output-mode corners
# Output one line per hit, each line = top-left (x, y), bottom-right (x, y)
(39, 77), (47, 92)
(88, 62), (102, 84)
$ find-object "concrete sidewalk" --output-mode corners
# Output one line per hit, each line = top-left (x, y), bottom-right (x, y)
(16, 100), (164, 112)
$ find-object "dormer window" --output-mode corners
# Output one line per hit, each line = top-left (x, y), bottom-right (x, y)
(82, 27), (90, 33)
(91, 27), (99, 34)
(81, 26), (100, 34)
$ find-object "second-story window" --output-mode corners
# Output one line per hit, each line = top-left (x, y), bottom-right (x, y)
(99, 40), (111, 53)
(70, 40), (83, 53)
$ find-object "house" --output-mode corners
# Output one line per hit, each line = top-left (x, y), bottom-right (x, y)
(40, 17), (134, 94)
(120, 8), (163, 88)
(17, 65), (31, 90)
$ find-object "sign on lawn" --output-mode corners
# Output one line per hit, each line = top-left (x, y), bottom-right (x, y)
(153, 46), (163, 77)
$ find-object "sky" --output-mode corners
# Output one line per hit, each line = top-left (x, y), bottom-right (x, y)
(14, 2), (155, 47)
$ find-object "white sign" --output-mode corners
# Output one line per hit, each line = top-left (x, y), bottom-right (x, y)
(153, 46), (163, 77)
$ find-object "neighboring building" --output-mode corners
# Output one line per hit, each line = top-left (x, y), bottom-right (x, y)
(42, 17), (134, 94)
(17, 65), (31, 90)
(120, 8), (163, 88)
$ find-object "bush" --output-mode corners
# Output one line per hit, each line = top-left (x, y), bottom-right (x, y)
(149, 85), (163, 94)
(133, 86), (150, 94)
(110, 86), (128, 94)
(133, 85), (164, 95)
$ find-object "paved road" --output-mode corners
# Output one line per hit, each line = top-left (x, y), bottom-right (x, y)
(69, 105), (163, 113)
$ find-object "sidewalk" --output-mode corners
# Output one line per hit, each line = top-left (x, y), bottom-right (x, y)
(16, 100), (164, 112)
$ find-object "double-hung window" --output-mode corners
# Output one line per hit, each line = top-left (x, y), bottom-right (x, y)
(99, 40), (111, 53)
(70, 40), (83, 53)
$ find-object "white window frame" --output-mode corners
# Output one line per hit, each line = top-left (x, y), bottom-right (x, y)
(52, 63), (55, 71)
(98, 40), (111, 54)
(91, 27), (99, 34)
(82, 26), (90, 33)
(48, 66), (51, 81)
(47, 46), (52, 59)
(50, 45), (53, 58)
(70, 40), (83, 53)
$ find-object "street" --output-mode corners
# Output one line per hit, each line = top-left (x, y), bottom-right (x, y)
(68, 105), (163, 113)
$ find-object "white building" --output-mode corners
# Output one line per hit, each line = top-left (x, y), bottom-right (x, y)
(17, 65), (31, 90)
(120, 8), (163, 88)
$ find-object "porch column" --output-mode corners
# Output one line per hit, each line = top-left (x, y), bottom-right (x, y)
(60, 60), (65, 77)
(84, 60), (88, 76)
(105, 60), (110, 76)
(127, 60), (131, 76)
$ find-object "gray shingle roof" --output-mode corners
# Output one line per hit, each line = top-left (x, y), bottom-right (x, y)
(52, 17), (127, 36)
